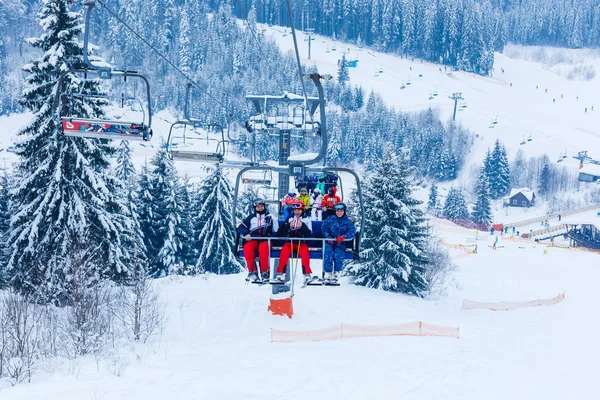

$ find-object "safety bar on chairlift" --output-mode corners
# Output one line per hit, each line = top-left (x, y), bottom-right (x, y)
(233, 165), (365, 237)
(53, 68), (152, 129)
(166, 119), (227, 158)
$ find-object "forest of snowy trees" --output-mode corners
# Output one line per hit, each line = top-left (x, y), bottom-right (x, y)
(2, 0), (600, 115)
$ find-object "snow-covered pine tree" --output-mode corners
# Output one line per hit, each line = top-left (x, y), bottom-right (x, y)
(472, 168), (493, 225)
(6, 0), (132, 302)
(443, 187), (470, 221)
(115, 140), (148, 280)
(539, 159), (551, 198)
(337, 54), (350, 85)
(137, 160), (157, 267)
(0, 170), (11, 286)
(148, 142), (182, 277)
(195, 163), (243, 275)
(348, 145), (429, 297)
(175, 175), (197, 274)
(427, 183), (439, 215)
(489, 139), (510, 199)
(327, 116), (343, 166)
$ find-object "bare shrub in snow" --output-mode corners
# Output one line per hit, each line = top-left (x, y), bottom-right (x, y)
(423, 237), (457, 297)
(0, 291), (43, 383)
(116, 268), (166, 343)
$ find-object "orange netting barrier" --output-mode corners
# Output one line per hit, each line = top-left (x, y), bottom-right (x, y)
(270, 321), (460, 343)
(438, 239), (475, 259)
(462, 292), (565, 311)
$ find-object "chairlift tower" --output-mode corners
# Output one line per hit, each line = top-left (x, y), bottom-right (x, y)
(449, 92), (463, 121)
(306, 28), (315, 60)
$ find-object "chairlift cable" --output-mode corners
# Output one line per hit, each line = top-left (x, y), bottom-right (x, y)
(284, 0), (316, 128)
(92, 0), (227, 110)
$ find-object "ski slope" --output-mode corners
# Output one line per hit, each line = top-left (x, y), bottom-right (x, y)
(266, 26), (600, 183)
(2, 217), (600, 399)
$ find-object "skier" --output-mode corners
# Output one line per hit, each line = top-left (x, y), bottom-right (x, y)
(558, 214), (562, 222)
(310, 188), (324, 221)
(297, 187), (311, 212)
(322, 187), (341, 220)
(322, 203), (356, 283)
(280, 191), (297, 220)
(273, 201), (317, 285)
(238, 199), (279, 282)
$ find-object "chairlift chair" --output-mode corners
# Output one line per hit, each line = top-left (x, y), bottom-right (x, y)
(245, 92), (322, 136)
(53, 1), (153, 142)
(233, 166), (365, 262)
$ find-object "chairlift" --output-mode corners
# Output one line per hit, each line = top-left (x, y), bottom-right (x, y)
(433, 89), (438, 96)
(527, 134), (532, 141)
(53, 1), (152, 142)
(520, 136), (526, 145)
(234, 166), (365, 262)
(245, 91), (322, 136)
(377, 65), (383, 74)
(166, 84), (227, 163)
(406, 78), (411, 85)
(400, 82), (406, 90)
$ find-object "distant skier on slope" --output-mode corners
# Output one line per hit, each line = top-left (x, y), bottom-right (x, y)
(238, 199), (279, 282)
(322, 202), (356, 284)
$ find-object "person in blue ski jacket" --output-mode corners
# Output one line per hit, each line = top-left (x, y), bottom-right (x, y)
(321, 202), (356, 281)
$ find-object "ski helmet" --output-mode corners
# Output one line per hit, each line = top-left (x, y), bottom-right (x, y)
(333, 202), (347, 212)
(313, 188), (321, 194)
(328, 188), (335, 196)
(288, 191), (296, 197)
(253, 198), (266, 207)
(291, 200), (305, 210)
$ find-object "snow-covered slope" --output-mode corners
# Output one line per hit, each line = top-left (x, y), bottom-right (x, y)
(3, 218), (600, 399)
(266, 27), (600, 182)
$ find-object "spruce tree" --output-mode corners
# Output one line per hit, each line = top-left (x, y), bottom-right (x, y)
(195, 163), (243, 275)
(148, 143), (182, 277)
(237, 186), (258, 222)
(489, 139), (510, 199)
(539, 160), (551, 198)
(348, 145), (429, 297)
(115, 140), (148, 280)
(427, 183), (439, 215)
(443, 187), (470, 221)
(337, 54), (350, 85)
(6, 0), (132, 302)
(137, 160), (157, 268)
(175, 176), (197, 274)
(0, 171), (11, 286)
(472, 169), (493, 225)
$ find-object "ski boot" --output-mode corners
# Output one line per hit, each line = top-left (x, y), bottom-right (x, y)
(270, 273), (287, 285)
(260, 270), (270, 282)
(246, 271), (258, 283)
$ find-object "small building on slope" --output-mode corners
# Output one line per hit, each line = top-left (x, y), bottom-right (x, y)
(504, 188), (536, 208)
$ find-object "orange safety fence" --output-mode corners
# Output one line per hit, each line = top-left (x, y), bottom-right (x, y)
(437, 239), (475, 258)
(270, 321), (460, 343)
(462, 292), (565, 311)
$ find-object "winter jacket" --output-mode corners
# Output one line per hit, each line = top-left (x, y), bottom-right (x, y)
(238, 211), (279, 238)
(297, 193), (312, 209)
(278, 215), (312, 238)
(322, 214), (356, 240)
(322, 187), (341, 210)
(280, 194), (296, 208)
(310, 193), (323, 209)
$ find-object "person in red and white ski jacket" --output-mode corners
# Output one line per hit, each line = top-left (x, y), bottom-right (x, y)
(275, 201), (315, 281)
(237, 199), (279, 280)
(310, 188), (324, 221)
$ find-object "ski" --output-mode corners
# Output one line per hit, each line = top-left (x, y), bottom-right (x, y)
(269, 279), (289, 285)
(251, 278), (269, 285)
(301, 276), (323, 288)
(323, 280), (340, 286)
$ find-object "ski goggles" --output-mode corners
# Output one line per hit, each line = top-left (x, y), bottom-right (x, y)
(333, 204), (346, 211)
(253, 200), (265, 206)
(291, 203), (304, 208)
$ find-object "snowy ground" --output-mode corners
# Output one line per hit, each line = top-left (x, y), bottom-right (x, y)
(3, 217), (600, 400)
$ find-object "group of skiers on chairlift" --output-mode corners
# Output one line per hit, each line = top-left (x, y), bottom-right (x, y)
(281, 185), (341, 222)
(237, 195), (356, 285)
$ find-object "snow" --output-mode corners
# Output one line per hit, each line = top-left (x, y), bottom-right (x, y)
(3, 23), (600, 400)
(507, 187), (535, 202)
(2, 217), (600, 399)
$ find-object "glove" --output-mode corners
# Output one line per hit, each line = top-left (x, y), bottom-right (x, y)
(336, 236), (345, 243)
(328, 241), (336, 247)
